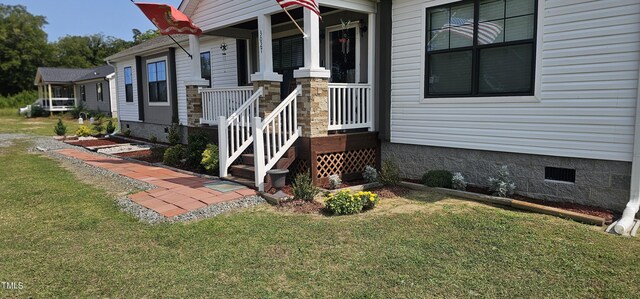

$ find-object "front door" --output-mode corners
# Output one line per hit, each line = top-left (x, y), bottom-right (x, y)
(273, 35), (304, 98)
(327, 23), (360, 83)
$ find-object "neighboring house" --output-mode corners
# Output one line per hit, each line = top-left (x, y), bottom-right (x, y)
(106, 0), (640, 221)
(34, 65), (117, 117)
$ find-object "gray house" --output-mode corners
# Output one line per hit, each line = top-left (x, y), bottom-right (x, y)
(34, 65), (117, 117)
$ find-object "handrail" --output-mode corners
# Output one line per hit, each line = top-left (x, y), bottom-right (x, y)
(226, 87), (263, 125)
(199, 87), (255, 125)
(199, 86), (253, 92)
(253, 85), (301, 191)
(327, 83), (373, 131)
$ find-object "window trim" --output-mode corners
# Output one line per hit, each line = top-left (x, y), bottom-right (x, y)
(325, 21), (361, 83)
(200, 51), (212, 87)
(146, 57), (170, 107)
(419, 0), (543, 104)
(124, 66), (134, 103)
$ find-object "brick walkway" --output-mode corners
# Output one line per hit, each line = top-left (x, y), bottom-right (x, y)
(56, 149), (257, 217)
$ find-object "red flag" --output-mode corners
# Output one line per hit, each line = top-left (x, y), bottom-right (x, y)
(276, 0), (322, 19)
(134, 2), (202, 36)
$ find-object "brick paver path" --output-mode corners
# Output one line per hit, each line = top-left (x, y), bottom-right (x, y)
(56, 149), (257, 217)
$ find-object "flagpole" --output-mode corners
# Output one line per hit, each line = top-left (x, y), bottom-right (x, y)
(282, 7), (308, 38)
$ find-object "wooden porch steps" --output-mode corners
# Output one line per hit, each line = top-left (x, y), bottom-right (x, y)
(227, 146), (297, 191)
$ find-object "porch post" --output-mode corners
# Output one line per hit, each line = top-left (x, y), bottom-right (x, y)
(294, 9), (330, 78)
(189, 35), (202, 82)
(48, 84), (53, 116)
(251, 14), (282, 118)
(368, 12), (376, 131)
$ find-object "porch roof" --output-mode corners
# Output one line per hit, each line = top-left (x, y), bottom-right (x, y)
(34, 66), (115, 85)
(105, 35), (189, 62)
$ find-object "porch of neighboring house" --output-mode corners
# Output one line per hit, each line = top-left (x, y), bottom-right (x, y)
(36, 83), (76, 113)
(184, 2), (379, 191)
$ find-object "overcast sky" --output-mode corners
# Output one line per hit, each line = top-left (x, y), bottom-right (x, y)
(3, 0), (182, 42)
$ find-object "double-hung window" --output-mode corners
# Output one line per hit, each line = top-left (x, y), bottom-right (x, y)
(147, 60), (168, 104)
(425, 0), (536, 97)
(200, 51), (211, 87)
(80, 85), (86, 102)
(96, 83), (103, 102)
(124, 67), (133, 102)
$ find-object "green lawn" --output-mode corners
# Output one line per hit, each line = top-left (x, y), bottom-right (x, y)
(0, 138), (639, 297)
(0, 108), (115, 136)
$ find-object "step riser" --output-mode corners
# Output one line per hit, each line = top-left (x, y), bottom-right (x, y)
(230, 167), (255, 180)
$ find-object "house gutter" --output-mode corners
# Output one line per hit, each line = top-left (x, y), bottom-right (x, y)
(614, 64), (640, 234)
(104, 59), (121, 136)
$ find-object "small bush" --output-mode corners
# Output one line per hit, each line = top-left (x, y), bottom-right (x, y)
(356, 191), (380, 210)
(325, 190), (364, 215)
(122, 129), (132, 137)
(452, 172), (467, 191)
(292, 171), (320, 201)
(167, 123), (181, 145)
(185, 133), (209, 169)
(106, 120), (116, 135)
(328, 174), (342, 189)
(163, 145), (185, 167)
(53, 118), (67, 136)
(363, 165), (378, 183)
(149, 135), (158, 144)
(75, 125), (92, 137)
(70, 103), (85, 119)
(488, 165), (516, 197)
(200, 144), (219, 175)
(30, 105), (44, 118)
(150, 146), (166, 161)
(422, 170), (453, 188)
(379, 160), (401, 186)
(92, 119), (104, 135)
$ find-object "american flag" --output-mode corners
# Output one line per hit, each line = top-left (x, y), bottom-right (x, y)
(276, 0), (322, 19)
(442, 17), (503, 45)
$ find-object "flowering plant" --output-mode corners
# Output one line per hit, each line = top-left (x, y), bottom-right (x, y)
(354, 191), (379, 210)
(324, 190), (380, 215)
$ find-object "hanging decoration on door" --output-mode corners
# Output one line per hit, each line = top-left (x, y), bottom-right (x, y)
(338, 19), (351, 61)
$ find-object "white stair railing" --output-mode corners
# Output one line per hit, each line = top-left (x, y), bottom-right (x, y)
(328, 83), (373, 131)
(218, 87), (263, 177)
(253, 85), (302, 191)
(200, 86), (254, 125)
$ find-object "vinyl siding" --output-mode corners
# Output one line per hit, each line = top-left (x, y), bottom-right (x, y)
(390, 0), (640, 162)
(115, 59), (139, 122)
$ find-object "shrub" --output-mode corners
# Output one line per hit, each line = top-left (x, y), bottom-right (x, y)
(200, 144), (219, 175)
(452, 172), (467, 191)
(363, 165), (378, 183)
(163, 145), (185, 167)
(328, 174), (342, 189)
(70, 103), (85, 119)
(105, 120), (116, 135)
(167, 123), (181, 145)
(149, 135), (158, 144)
(488, 165), (516, 197)
(150, 146), (166, 161)
(0, 90), (37, 109)
(422, 170), (453, 188)
(356, 191), (380, 210)
(185, 132), (209, 169)
(75, 125), (92, 137)
(325, 190), (364, 215)
(29, 105), (44, 118)
(123, 129), (132, 137)
(53, 118), (67, 136)
(378, 160), (400, 186)
(292, 171), (320, 201)
(92, 119), (104, 135)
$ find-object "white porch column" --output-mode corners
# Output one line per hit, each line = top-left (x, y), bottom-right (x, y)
(251, 14), (282, 82)
(48, 84), (53, 116)
(293, 9), (330, 79)
(187, 35), (210, 86)
(367, 12), (376, 131)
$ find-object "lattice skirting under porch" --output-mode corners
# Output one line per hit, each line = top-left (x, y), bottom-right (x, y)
(316, 148), (377, 179)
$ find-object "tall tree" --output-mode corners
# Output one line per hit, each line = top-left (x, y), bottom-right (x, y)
(132, 29), (160, 45)
(0, 4), (51, 96)
(51, 34), (131, 68)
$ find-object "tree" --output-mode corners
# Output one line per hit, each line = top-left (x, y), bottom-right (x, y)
(0, 4), (51, 96)
(51, 34), (131, 68)
(132, 29), (160, 45)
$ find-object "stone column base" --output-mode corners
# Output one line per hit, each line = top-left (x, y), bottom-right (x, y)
(186, 85), (202, 126)
(295, 77), (329, 138)
(253, 81), (281, 118)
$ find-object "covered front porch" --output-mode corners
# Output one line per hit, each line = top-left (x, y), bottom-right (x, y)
(35, 83), (76, 113)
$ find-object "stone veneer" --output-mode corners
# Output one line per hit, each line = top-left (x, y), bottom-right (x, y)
(186, 85), (202, 127)
(382, 141), (632, 212)
(253, 81), (281, 118)
(294, 77), (329, 138)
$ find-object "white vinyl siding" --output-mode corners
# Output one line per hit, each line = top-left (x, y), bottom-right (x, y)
(116, 58), (139, 122)
(391, 0), (640, 162)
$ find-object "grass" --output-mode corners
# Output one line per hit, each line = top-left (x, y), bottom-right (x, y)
(0, 108), (116, 136)
(0, 139), (639, 298)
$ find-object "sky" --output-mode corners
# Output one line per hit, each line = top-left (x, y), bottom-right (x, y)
(2, 0), (182, 42)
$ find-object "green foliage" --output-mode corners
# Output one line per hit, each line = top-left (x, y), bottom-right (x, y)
(132, 29), (160, 45)
(70, 102), (85, 119)
(324, 190), (380, 215)
(75, 125), (92, 137)
(200, 144), (219, 175)
(292, 171), (320, 202)
(362, 165), (378, 183)
(422, 170), (453, 188)
(92, 119), (104, 135)
(167, 123), (181, 145)
(50, 34), (130, 69)
(53, 118), (67, 136)
(185, 133), (209, 169)
(150, 146), (166, 161)
(105, 120), (116, 135)
(29, 105), (44, 118)
(0, 90), (38, 109)
(379, 160), (401, 186)
(163, 145), (185, 167)
(149, 135), (158, 144)
(0, 5), (51, 96)
(122, 129), (132, 137)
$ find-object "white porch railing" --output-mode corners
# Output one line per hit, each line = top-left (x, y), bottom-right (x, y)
(200, 86), (254, 125)
(253, 85), (301, 191)
(37, 98), (76, 111)
(218, 87), (263, 177)
(327, 83), (373, 131)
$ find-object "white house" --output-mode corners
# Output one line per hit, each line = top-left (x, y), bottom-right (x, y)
(107, 0), (640, 233)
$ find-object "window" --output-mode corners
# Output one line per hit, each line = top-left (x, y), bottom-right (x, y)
(200, 52), (211, 84)
(80, 85), (86, 102)
(96, 83), (103, 102)
(273, 35), (304, 96)
(147, 60), (168, 104)
(425, 0), (536, 97)
(124, 67), (133, 102)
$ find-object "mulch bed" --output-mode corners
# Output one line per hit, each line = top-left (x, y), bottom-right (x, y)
(466, 185), (616, 223)
(68, 139), (122, 147)
(370, 185), (411, 198)
(267, 185), (294, 196)
(277, 200), (324, 214)
(321, 179), (368, 190)
(113, 149), (165, 163)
